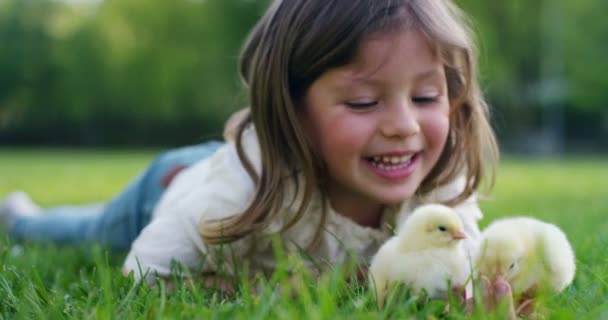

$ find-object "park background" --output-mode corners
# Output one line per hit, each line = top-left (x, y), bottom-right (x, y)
(0, 0), (607, 318)
(0, 0), (607, 154)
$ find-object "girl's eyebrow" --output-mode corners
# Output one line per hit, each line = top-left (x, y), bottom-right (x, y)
(414, 68), (444, 82)
(346, 67), (444, 86)
(331, 66), (445, 92)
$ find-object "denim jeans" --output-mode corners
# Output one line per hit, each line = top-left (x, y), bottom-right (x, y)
(10, 141), (224, 250)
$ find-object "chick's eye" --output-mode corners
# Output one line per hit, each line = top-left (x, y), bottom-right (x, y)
(438, 226), (447, 232)
(509, 263), (515, 270)
(345, 101), (378, 110)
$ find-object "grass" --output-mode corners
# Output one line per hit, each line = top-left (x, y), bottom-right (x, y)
(1, 149), (607, 319)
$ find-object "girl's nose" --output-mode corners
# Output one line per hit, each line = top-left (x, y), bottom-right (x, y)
(380, 100), (421, 139)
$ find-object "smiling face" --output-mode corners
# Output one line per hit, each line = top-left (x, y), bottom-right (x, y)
(302, 29), (450, 216)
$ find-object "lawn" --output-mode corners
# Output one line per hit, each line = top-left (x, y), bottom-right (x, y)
(1, 149), (607, 319)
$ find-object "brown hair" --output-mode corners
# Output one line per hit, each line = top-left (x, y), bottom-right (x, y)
(201, 0), (499, 245)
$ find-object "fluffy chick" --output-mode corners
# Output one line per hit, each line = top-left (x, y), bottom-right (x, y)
(369, 204), (469, 307)
(475, 217), (575, 297)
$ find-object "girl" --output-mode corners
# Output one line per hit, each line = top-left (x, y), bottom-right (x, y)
(2, 0), (511, 311)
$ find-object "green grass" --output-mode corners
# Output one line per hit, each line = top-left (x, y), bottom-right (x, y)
(1, 149), (607, 319)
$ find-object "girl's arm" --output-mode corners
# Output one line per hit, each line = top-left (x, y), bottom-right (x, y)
(123, 137), (257, 283)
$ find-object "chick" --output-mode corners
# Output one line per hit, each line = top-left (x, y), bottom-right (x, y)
(369, 204), (469, 307)
(475, 217), (575, 297)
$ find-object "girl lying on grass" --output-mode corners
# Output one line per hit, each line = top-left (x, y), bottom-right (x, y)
(1, 0), (526, 317)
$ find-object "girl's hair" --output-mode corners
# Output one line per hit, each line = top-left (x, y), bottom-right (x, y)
(201, 0), (499, 245)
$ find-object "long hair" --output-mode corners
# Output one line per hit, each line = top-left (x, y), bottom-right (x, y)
(200, 0), (499, 245)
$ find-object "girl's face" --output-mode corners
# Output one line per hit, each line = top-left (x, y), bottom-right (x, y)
(302, 30), (450, 216)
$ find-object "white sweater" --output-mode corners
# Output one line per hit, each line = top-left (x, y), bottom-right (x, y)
(123, 127), (483, 282)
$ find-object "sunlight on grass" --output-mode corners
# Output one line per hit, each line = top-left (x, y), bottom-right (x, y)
(1, 149), (607, 318)
(0, 148), (157, 205)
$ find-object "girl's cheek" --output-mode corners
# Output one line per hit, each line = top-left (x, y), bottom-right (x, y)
(324, 110), (374, 137)
(421, 111), (450, 150)
(324, 118), (374, 155)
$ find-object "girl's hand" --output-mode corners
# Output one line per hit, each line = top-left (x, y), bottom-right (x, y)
(121, 267), (238, 293)
(481, 276), (517, 320)
(341, 262), (368, 284)
(478, 276), (537, 319)
(199, 272), (239, 294)
(515, 285), (538, 318)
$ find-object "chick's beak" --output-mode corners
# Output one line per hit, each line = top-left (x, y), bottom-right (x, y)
(451, 230), (466, 240)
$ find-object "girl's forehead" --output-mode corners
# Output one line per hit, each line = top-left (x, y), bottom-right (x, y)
(357, 29), (439, 63)
(330, 29), (442, 84)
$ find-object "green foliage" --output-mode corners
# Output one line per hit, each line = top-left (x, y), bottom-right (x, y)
(0, 0), (606, 147)
(561, 0), (608, 110)
(0, 0), (268, 146)
(0, 0), (58, 126)
(0, 150), (607, 318)
(456, 0), (608, 151)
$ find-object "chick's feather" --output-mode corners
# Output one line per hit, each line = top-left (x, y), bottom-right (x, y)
(476, 217), (576, 296)
(369, 204), (470, 307)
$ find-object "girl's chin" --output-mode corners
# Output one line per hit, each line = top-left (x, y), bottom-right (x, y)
(374, 188), (418, 204)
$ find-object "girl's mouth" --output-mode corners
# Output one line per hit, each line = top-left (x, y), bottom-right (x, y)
(364, 153), (419, 180)
(366, 153), (416, 170)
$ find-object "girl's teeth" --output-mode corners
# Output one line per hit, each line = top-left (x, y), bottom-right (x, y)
(368, 154), (415, 169)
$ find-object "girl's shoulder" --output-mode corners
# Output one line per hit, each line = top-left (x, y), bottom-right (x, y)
(153, 127), (261, 222)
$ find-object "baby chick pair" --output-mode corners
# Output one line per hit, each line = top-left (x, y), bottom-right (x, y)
(368, 204), (576, 308)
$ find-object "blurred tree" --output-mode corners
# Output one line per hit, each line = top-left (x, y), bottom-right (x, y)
(458, 0), (607, 152)
(562, 0), (608, 111)
(457, 1), (545, 144)
(0, 0), (605, 150)
(1, 0), (267, 145)
(0, 0), (58, 133)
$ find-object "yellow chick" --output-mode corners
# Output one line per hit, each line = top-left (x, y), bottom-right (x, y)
(475, 217), (576, 297)
(369, 204), (469, 307)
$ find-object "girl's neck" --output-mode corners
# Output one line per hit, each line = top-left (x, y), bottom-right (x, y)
(327, 192), (384, 229)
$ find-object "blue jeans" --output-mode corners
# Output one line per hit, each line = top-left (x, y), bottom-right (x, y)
(10, 141), (224, 250)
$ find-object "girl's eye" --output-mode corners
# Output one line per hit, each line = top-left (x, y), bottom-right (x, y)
(412, 96), (439, 104)
(345, 101), (378, 109)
